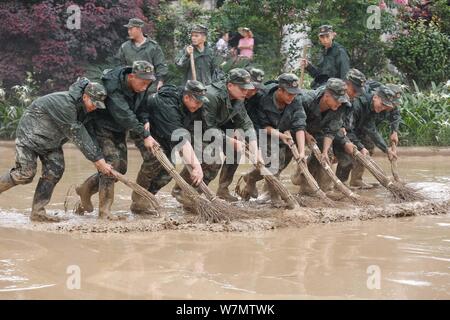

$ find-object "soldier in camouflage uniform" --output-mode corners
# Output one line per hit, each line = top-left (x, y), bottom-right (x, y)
(214, 67), (266, 202)
(0, 79), (112, 222)
(301, 25), (351, 89)
(75, 61), (158, 220)
(343, 85), (399, 188)
(130, 80), (208, 214)
(173, 68), (261, 201)
(292, 78), (350, 193)
(175, 24), (223, 86)
(116, 18), (168, 93)
(240, 73), (306, 208)
(332, 69), (368, 184)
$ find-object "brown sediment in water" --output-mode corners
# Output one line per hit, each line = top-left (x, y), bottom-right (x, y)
(1, 200), (447, 234)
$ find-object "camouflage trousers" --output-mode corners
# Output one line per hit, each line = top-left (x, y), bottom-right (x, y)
(334, 133), (375, 183)
(79, 127), (128, 197)
(304, 137), (333, 191)
(9, 140), (65, 185)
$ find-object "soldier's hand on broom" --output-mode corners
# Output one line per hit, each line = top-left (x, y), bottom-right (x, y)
(95, 159), (113, 176)
(280, 133), (294, 147)
(190, 164), (204, 186)
(390, 131), (399, 145)
(344, 142), (355, 155)
(305, 132), (316, 145)
(387, 147), (398, 161)
(144, 136), (159, 151)
(361, 148), (369, 156)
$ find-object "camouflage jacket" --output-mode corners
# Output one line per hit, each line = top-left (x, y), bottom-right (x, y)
(16, 78), (102, 162)
(175, 45), (222, 86)
(95, 67), (150, 139)
(300, 87), (347, 140)
(202, 81), (257, 141)
(306, 41), (350, 89)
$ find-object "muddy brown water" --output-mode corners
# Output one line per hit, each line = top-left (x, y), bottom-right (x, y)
(0, 144), (449, 299)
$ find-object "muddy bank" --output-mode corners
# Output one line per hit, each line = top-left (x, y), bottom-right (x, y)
(0, 199), (448, 234)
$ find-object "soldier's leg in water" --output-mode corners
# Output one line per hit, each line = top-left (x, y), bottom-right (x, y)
(0, 143), (37, 194)
(98, 130), (128, 220)
(350, 134), (374, 188)
(216, 137), (241, 202)
(334, 143), (354, 184)
(265, 145), (293, 207)
(31, 148), (66, 222)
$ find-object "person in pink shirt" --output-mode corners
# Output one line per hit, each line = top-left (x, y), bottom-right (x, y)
(238, 27), (254, 59)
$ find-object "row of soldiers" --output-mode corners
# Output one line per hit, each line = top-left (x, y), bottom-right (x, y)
(0, 20), (402, 221)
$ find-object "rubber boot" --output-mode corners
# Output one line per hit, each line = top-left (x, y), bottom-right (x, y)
(98, 180), (124, 221)
(267, 182), (283, 208)
(0, 172), (16, 194)
(216, 163), (239, 202)
(30, 178), (67, 222)
(350, 162), (372, 189)
(74, 174), (99, 215)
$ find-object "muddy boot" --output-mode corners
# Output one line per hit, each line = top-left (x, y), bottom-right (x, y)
(0, 173), (16, 194)
(130, 202), (158, 216)
(98, 181), (125, 221)
(75, 174), (99, 215)
(350, 163), (372, 189)
(217, 186), (238, 202)
(30, 178), (67, 222)
(268, 184), (284, 208)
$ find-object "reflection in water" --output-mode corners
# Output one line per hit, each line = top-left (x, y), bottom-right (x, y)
(0, 144), (449, 299)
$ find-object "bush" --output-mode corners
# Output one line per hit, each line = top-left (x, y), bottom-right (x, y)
(386, 21), (450, 88)
(0, 0), (158, 94)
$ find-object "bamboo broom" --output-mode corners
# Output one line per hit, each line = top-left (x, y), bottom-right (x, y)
(151, 145), (227, 223)
(390, 141), (402, 183)
(352, 146), (424, 202)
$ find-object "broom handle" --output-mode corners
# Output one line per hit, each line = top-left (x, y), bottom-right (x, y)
(308, 141), (361, 201)
(190, 51), (197, 81)
(352, 146), (392, 188)
(183, 164), (217, 201)
(299, 46), (309, 88)
(284, 132), (321, 194)
(390, 141), (401, 182)
(111, 169), (160, 210)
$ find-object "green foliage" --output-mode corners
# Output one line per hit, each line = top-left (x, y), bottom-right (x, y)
(304, 0), (397, 77)
(0, 73), (38, 139)
(391, 81), (450, 146)
(386, 21), (450, 89)
(431, 0), (450, 35)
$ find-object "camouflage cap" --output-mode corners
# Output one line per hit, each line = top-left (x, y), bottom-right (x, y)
(184, 80), (209, 103)
(124, 18), (144, 28)
(278, 73), (301, 94)
(132, 60), (156, 81)
(191, 24), (208, 34)
(326, 78), (350, 105)
(346, 68), (367, 92)
(375, 85), (396, 108)
(84, 82), (107, 109)
(319, 25), (333, 36)
(227, 68), (254, 90)
(386, 84), (403, 106)
(246, 67), (265, 89)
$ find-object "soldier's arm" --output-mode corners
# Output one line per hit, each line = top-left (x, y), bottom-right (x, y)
(175, 47), (190, 69)
(305, 61), (320, 78)
(152, 45), (169, 83)
(107, 91), (150, 139)
(47, 105), (103, 162)
(362, 119), (389, 153)
(338, 48), (351, 80)
(322, 109), (345, 140)
(234, 106), (257, 142)
(389, 108), (402, 133)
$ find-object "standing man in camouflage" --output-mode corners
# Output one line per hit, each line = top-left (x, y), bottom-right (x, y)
(75, 61), (158, 220)
(116, 18), (168, 93)
(301, 25), (350, 89)
(176, 24), (222, 86)
(130, 80), (208, 214)
(292, 78), (350, 193)
(239, 73), (306, 208)
(0, 78), (112, 222)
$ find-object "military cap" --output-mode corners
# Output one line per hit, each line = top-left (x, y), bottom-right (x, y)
(246, 67), (265, 89)
(326, 78), (350, 105)
(227, 68), (254, 90)
(124, 18), (144, 28)
(386, 84), (403, 106)
(191, 24), (208, 34)
(346, 68), (367, 93)
(278, 73), (302, 94)
(84, 82), (107, 109)
(132, 60), (156, 81)
(375, 85), (396, 108)
(318, 25), (333, 36)
(184, 80), (209, 103)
